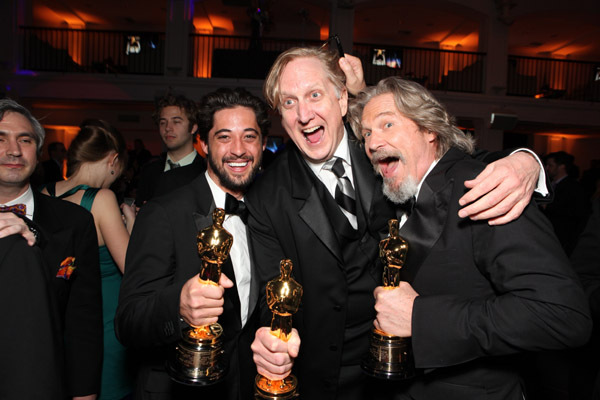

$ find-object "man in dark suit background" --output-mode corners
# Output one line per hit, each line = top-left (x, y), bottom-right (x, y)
(247, 47), (551, 400)
(136, 92), (206, 205)
(116, 87), (269, 399)
(543, 150), (588, 255)
(0, 99), (103, 399)
(348, 76), (591, 399)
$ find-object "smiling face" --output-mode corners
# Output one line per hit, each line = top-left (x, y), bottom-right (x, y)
(278, 56), (348, 164)
(361, 93), (437, 203)
(158, 105), (197, 157)
(0, 112), (38, 200)
(201, 106), (265, 199)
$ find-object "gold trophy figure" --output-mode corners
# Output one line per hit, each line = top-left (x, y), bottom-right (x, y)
(362, 219), (416, 380)
(255, 259), (303, 399)
(167, 208), (233, 385)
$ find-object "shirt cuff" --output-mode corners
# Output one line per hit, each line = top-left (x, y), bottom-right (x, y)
(510, 148), (549, 197)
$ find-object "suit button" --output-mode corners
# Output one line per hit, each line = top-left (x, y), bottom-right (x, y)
(329, 344), (338, 351)
(333, 304), (342, 311)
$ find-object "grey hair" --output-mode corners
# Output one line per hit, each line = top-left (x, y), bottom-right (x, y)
(348, 77), (474, 158)
(0, 98), (46, 152)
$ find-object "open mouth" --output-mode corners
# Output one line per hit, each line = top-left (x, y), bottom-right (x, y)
(302, 126), (324, 144)
(377, 156), (399, 177)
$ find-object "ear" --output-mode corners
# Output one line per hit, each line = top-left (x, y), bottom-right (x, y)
(200, 139), (208, 155)
(426, 130), (437, 143)
(262, 135), (267, 151)
(190, 123), (198, 135)
(339, 87), (349, 118)
(108, 152), (119, 167)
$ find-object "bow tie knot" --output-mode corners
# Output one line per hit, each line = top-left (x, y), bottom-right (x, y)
(224, 194), (248, 224)
(398, 196), (416, 217)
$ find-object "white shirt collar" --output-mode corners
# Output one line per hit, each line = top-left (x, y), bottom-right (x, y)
(3, 185), (35, 219)
(415, 159), (440, 201)
(165, 149), (198, 171)
(305, 128), (352, 175)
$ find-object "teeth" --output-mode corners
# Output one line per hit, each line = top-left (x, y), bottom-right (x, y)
(303, 126), (321, 134)
(228, 162), (248, 167)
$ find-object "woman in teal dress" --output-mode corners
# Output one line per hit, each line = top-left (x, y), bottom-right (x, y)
(42, 120), (136, 400)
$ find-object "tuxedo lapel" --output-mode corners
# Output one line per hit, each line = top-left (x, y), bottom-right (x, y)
(289, 147), (343, 263)
(349, 137), (375, 218)
(399, 162), (453, 283)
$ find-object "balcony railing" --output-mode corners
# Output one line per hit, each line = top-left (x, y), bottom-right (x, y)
(19, 26), (164, 74)
(17, 27), (600, 102)
(508, 55), (600, 102)
(352, 43), (485, 93)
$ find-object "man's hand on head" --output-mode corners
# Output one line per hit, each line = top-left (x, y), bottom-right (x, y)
(179, 273), (233, 327)
(251, 326), (301, 380)
(339, 54), (366, 96)
(0, 212), (36, 246)
(458, 151), (539, 225)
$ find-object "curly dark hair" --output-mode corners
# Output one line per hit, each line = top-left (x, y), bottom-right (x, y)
(196, 87), (270, 144)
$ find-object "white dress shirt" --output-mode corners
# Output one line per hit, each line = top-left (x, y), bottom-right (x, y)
(306, 129), (358, 229)
(164, 149), (198, 171)
(205, 171), (251, 327)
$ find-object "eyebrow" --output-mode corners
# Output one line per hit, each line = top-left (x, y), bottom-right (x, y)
(214, 128), (259, 135)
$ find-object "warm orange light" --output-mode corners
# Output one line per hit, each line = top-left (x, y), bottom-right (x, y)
(193, 17), (214, 34)
(320, 26), (329, 41)
(209, 15), (234, 33)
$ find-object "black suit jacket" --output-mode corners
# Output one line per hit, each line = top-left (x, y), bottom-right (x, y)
(33, 190), (103, 397)
(116, 174), (259, 400)
(136, 153), (206, 205)
(246, 137), (395, 399)
(393, 148), (592, 400)
(0, 235), (64, 400)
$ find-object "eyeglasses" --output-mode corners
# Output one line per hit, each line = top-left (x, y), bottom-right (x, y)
(320, 34), (345, 58)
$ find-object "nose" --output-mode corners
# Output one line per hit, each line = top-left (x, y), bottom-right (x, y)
(366, 130), (385, 154)
(6, 138), (22, 157)
(297, 101), (314, 125)
(230, 136), (245, 157)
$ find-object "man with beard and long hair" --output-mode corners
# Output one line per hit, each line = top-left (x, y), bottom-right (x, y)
(116, 87), (268, 400)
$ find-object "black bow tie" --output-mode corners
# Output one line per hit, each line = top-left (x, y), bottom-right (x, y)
(224, 193), (248, 224)
(398, 196), (416, 217)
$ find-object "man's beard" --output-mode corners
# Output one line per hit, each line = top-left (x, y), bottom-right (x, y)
(207, 150), (261, 194)
(382, 174), (418, 204)
(371, 148), (418, 204)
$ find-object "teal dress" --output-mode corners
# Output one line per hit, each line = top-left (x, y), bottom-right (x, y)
(46, 183), (132, 400)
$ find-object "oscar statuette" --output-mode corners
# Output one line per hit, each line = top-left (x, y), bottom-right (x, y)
(362, 219), (416, 380)
(167, 208), (233, 385)
(255, 259), (303, 399)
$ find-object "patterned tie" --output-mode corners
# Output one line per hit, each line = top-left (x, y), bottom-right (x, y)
(167, 160), (180, 170)
(324, 157), (356, 217)
(0, 204), (27, 217)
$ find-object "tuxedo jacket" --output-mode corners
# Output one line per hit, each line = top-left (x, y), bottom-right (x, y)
(246, 137), (396, 399)
(116, 174), (259, 400)
(33, 191), (103, 397)
(136, 152), (206, 205)
(0, 235), (64, 400)
(393, 148), (592, 400)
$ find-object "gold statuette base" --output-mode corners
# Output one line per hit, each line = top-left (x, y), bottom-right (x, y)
(361, 328), (416, 380)
(254, 374), (299, 399)
(166, 323), (227, 386)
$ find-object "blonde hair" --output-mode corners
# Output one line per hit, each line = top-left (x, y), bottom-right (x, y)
(264, 47), (346, 110)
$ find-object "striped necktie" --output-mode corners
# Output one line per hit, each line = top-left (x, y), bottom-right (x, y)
(324, 157), (356, 217)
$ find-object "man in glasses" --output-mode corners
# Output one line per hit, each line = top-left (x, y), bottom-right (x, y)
(247, 46), (547, 400)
